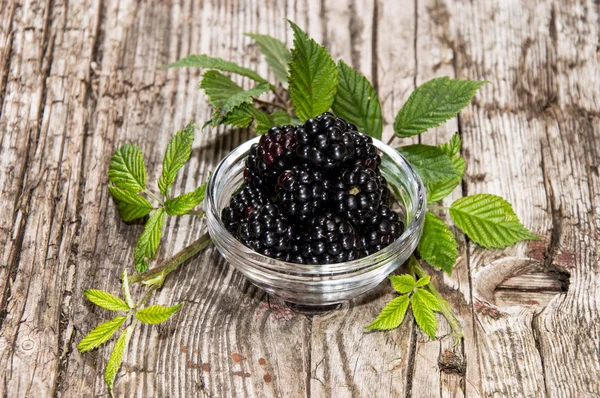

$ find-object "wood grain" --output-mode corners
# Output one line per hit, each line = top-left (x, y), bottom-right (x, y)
(0, 0), (598, 397)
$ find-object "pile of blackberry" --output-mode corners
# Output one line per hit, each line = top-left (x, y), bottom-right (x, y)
(222, 112), (405, 265)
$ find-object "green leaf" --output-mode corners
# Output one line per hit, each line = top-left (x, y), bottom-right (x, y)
(107, 186), (153, 222)
(332, 60), (383, 139)
(105, 322), (135, 396)
(219, 104), (254, 128)
(218, 83), (270, 119)
(449, 194), (539, 248)
(164, 182), (207, 216)
(415, 276), (430, 287)
(417, 212), (458, 274)
(287, 20), (338, 122)
(397, 144), (461, 187)
(428, 134), (466, 202)
(121, 269), (134, 308)
(136, 303), (183, 324)
(411, 294), (438, 339)
(77, 316), (127, 352)
(84, 289), (130, 312)
(394, 77), (487, 138)
(248, 106), (276, 133)
(389, 274), (416, 294)
(158, 124), (196, 197)
(245, 33), (291, 88)
(413, 288), (441, 311)
(365, 295), (410, 331)
(271, 110), (293, 126)
(160, 54), (269, 85)
(108, 144), (147, 193)
(133, 209), (166, 272)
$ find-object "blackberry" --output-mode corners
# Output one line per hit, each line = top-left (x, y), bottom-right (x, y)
(275, 165), (331, 223)
(299, 213), (366, 264)
(347, 131), (381, 170)
(222, 184), (268, 230)
(245, 125), (297, 192)
(234, 204), (297, 260)
(331, 166), (386, 227)
(363, 205), (405, 254)
(295, 113), (357, 170)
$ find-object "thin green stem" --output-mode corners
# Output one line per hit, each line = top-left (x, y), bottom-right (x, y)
(408, 255), (464, 342)
(136, 284), (159, 308)
(128, 232), (212, 284)
(253, 97), (288, 111)
(427, 205), (450, 211)
(146, 190), (164, 205)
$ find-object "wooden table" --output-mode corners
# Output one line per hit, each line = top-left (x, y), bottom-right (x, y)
(1, 0), (598, 396)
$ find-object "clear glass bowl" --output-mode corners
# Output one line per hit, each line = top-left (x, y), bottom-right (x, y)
(206, 136), (426, 307)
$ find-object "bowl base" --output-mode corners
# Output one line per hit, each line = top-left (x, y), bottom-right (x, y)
(284, 302), (342, 315)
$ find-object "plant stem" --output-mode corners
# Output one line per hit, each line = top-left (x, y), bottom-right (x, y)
(408, 255), (464, 342)
(128, 232), (212, 284)
(386, 135), (396, 146)
(427, 205), (451, 211)
(136, 284), (159, 308)
(253, 97), (288, 111)
(146, 190), (164, 205)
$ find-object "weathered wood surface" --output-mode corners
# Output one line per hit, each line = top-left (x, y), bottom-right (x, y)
(0, 0), (598, 396)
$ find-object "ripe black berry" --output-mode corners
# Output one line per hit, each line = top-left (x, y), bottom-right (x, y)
(275, 165), (331, 222)
(362, 205), (405, 254)
(222, 184), (268, 231)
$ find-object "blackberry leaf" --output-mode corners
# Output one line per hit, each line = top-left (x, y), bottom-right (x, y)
(413, 288), (441, 311)
(105, 323), (135, 396)
(427, 135), (466, 202)
(108, 186), (153, 222)
(108, 144), (146, 193)
(418, 212), (458, 275)
(394, 77), (487, 138)
(415, 276), (430, 287)
(333, 60), (383, 139)
(84, 290), (130, 312)
(158, 124), (195, 197)
(397, 144), (461, 187)
(389, 274), (416, 294)
(245, 33), (291, 88)
(450, 194), (539, 248)
(411, 294), (438, 339)
(136, 303), (183, 324)
(161, 54), (269, 85)
(77, 316), (127, 353)
(164, 182), (207, 216)
(287, 20), (338, 122)
(365, 295), (410, 331)
(133, 209), (166, 272)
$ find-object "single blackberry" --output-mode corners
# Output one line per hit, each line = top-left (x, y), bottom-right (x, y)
(331, 166), (386, 227)
(245, 125), (297, 192)
(295, 113), (357, 170)
(347, 131), (381, 170)
(299, 213), (366, 264)
(275, 165), (331, 223)
(222, 184), (268, 231)
(363, 205), (405, 254)
(235, 204), (297, 260)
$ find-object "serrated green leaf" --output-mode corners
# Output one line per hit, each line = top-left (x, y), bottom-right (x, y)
(389, 274), (416, 294)
(365, 295), (410, 331)
(249, 106), (276, 133)
(397, 144), (461, 188)
(221, 105), (254, 128)
(411, 295), (438, 339)
(160, 54), (269, 85)
(287, 20), (338, 122)
(219, 83), (269, 119)
(164, 181), (207, 215)
(158, 124), (196, 197)
(332, 60), (382, 139)
(133, 209), (166, 272)
(136, 303), (183, 324)
(84, 289), (130, 312)
(271, 110), (293, 125)
(428, 134), (466, 202)
(415, 276), (430, 287)
(418, 212), (458, 274)
(394, 77), (488, 138)
(108, 144), (147, 193)
(245, 33), (291, 88)
(77, 316), (127, 353)
(107, 186), (153, 222)
(449, 194), (539, 248)
(413, 288), (441, 311)
(105, 322), (135, 396)
(121, 269), (134, 308)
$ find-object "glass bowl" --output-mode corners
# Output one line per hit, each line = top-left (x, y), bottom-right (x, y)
(206, 136), (426, 307)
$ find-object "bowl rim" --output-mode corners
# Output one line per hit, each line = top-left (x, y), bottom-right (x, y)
(206, 135), (427, 275)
